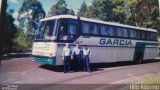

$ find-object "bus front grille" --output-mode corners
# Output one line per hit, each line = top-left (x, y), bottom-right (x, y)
(33, 56), (56, 65)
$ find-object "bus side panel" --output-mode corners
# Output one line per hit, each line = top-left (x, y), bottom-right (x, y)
(56, 44), (64, 65)
(79, 36), (137, 63)
(115, 47), (135, 62)
(143, 47), (159, 60)
(89, 46), (117, 63)
(89, 46), (135, 63)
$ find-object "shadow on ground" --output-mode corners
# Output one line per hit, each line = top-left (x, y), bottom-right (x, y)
(39, 59), (160, 73)
(1, 52), (31, 60)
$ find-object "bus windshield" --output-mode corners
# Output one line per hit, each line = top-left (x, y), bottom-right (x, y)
(57, 19), (78, 41)
(35, 20), (56, 40)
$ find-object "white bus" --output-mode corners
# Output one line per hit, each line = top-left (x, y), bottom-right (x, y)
(32, 15), (159, 65)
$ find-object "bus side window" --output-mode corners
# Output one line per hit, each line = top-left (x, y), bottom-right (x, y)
(128, 29), (134, 38)
(152, 33), (158, 41)
(136, 30), (140, 39)
(109, 26), (116, 37)
(115, 27), (121, 37)
(151, 33), (153, 40)
(149, 32), (151, 40)
(58, 20), (78, 41)
(116, 27), (128, 38)
(144, 32), (150, 40)
(90, 23), (99, 35)
(100, 25), (109, 36)
(59, 23), (68, 34)
(95, 24), (99, 35)
(122, 28), (128, 38)
(68, 24), (77, 35)
(141, 32), (145, 39)
(58, 19), (70, 40)
(155, 33), (158, 41)
(82, 22), (90, 34)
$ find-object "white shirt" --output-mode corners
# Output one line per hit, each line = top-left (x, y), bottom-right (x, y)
(62, 47), (72, 56)
(72, 47), (81, 55)
(83, 48), (91, 56)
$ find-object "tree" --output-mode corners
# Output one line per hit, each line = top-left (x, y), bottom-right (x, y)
(49, 0), (75, 16)
(78, 0), (160, 33)
(14, 0), (46, 51)
(116, 0), (160, 33)
(0, 0), (7, 55)
(68, 9), (75, 16)
(83, 0), (116, 21)
(13, 28), (33, 51)
(18, 0), (45, 34)
(0, 12), (17, 53)
(77, 1), (87, 17)
(122, 0), (159, 28)
(112, 0), (126, 23)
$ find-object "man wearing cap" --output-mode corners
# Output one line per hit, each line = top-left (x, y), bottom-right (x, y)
(72, 43), (82, 71)
(62, 43), (72, 73)
(82, 45), (92, 72)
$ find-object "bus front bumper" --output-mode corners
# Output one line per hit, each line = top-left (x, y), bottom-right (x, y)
(33, 55), (56, 65)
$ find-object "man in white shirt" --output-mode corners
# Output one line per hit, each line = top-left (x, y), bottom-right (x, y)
(72, 43), (82, 71)
(82, 45), (92, 72)
(62, 43), (72, 73)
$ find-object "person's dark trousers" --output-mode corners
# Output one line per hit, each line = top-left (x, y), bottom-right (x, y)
(70, 58), (75, 71)
(64, 56), (71, 73)
(74, 55), (82, 71)
(83, 55), (91, 72)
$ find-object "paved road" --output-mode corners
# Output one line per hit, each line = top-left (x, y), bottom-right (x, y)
(0, 54), (160, 89)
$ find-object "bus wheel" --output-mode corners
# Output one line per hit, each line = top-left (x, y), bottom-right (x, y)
(134, 52), (143, 64)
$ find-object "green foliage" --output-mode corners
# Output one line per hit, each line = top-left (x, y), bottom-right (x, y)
(13, 29), (33, 51)
(0, 12), (17, 54)
(68, 9), (75, 16)
(79, 0), (117, 21)
(49, 0), (75, 16)
(8, 9), (14, 15)
(85, 0), (110, 20)
(18, 0), (45, 20)
(157, 17), (160, 24)
(112, 0), (126, 23)
(18, 0), (45, 34)
(78, 0), (160, 32)
(77, 1), (87, 16)
(11, 0), (46, 51)
(122, 0), (159, 28)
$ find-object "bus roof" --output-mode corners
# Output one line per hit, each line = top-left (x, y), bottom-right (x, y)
(40, 15), (157, 32)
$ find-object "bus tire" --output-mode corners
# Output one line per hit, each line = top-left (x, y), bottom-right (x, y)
(134, 52), (143, 64)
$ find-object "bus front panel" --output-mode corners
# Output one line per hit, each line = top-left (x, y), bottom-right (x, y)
(32, 42), (57, 65)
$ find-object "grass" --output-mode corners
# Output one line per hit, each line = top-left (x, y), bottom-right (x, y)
(137, 76), (160, 84)
(121, 76), (160, 90)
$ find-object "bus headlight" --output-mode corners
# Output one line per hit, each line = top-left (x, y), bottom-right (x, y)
(49, 53), (53, 57)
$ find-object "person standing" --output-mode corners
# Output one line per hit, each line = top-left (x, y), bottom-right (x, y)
(72, 43), (82, 71)
(62, 43), (72, 73)
(82, 45), (92, 72)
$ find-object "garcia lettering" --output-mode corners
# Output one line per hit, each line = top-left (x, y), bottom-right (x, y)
(100, 38), (132, 46)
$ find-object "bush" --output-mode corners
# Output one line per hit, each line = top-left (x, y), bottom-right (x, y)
(13, 30), (33, 51)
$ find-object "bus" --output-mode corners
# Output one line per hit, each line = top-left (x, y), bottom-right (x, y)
(32, 15), (159, 65)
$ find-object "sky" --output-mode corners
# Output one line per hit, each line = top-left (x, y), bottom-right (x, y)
(7, 0), (94, 25)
